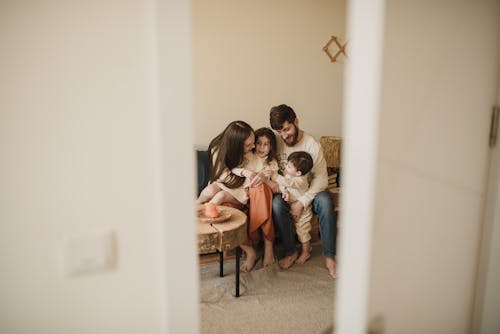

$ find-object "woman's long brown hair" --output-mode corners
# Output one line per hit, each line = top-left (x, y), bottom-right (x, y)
(208, 121), (254, 189)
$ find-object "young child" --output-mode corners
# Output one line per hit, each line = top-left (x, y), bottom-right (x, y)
(233, 127), (280, 190)
(274, 151), (314, 266)
(232, 127), (279, 271)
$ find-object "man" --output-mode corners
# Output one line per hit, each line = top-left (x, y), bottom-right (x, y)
(270, 104), (337, 278)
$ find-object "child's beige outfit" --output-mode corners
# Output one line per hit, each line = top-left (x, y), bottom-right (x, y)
(233, 152), (279, 186)
(274, 174), (313, 243)
(233, 154), (278, 245)
(214, 152), (278, 205)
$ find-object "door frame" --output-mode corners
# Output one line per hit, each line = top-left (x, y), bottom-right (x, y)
(472, 81), (500, 333)
(156, 0), (386, 332)
(334, 0), (386, 333)
(155, 0), (200, 332)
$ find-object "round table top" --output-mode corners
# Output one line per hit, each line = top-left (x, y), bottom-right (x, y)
(197, 205), (247, 254)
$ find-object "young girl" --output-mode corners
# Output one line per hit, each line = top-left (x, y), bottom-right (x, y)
(196, 120), (255, 206)
(233, 128), (279, 272)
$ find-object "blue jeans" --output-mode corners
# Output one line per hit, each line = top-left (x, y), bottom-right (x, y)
(272, 191), (337, 258)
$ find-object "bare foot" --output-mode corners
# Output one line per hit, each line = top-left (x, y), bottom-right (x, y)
(295, 245), (312, 264)
(263, 239), (275, 267)
(278, 252), (298, 270)
(325, 256), (337, 278)
(240, 245), (258, 273)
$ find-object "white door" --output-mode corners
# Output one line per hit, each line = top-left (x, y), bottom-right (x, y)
(365, 1), (500, 333)
(473, 85), (500, 333)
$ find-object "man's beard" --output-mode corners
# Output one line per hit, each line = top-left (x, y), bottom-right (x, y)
(284, 125), (299, 146)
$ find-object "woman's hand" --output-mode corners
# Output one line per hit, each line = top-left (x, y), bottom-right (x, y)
(242, 169), (257, 180)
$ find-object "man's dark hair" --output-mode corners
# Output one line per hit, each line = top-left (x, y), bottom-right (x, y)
(270, 104), (296, 130)
(288, 151), (313, 175)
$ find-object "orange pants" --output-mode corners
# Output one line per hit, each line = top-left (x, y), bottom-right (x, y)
(243, 183), (275, 245)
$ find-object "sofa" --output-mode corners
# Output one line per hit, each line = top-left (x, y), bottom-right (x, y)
(196, 150), (210, 196)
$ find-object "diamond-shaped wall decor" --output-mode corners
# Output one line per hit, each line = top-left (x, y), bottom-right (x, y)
(323, 35), (347, 63)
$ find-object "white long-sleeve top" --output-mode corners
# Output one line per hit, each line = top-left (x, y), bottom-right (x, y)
(232, 152), (279, 188)
(275, 132), (328, 208)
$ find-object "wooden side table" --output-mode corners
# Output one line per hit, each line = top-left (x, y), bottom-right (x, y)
(198, 205), (247, 297)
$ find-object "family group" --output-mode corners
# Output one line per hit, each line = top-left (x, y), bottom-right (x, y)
(196, 104), (338, 279)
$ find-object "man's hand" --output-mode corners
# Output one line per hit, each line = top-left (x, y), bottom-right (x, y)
(290, 201), (304, 222)
(267, 181), (280, 193)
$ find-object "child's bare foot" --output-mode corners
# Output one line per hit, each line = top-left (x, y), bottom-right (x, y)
(263, 239), (275, 267)
(263, 252), (275, 267)
(278, 252), (298, 270)
(240, 245), (258, 273)
(325, 256), (337, 278)
(295, 243), (312, 265)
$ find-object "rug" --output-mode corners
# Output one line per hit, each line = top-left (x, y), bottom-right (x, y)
(199, 245), (335, 334)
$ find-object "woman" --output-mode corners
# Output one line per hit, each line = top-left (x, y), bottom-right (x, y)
(197, 121), (275, 272)
(197, 120), (255, 205)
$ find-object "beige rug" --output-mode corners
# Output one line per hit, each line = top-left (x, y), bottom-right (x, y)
(199, 245), (335, 334)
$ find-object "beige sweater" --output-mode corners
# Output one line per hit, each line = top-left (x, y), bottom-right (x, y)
(274, 174), (309, 203)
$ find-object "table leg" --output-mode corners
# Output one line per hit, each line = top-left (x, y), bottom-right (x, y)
(219, 250), (224, 277)
(235, 246), (241, 297)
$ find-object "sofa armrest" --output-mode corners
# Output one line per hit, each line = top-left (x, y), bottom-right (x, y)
(197, 150), (210, 196)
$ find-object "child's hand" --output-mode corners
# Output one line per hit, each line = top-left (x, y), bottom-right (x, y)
(261, 167), (272, 178)
(248, 173), (264, 187)
(282, 189), (290, 202)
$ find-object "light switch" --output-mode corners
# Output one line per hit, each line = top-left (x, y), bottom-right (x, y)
(62, 230), (117, 276)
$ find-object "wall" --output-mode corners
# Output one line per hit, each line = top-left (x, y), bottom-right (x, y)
(367, 0), (500, 333)
(0, 1), (172, 333)
(192, 0), (346, 147)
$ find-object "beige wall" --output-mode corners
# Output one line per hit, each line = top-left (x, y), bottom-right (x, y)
(0, 1), (168, 333)
(192, 0), (346, 147)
